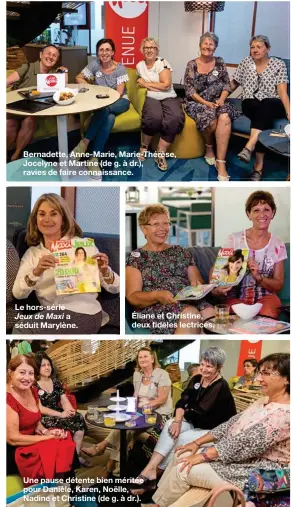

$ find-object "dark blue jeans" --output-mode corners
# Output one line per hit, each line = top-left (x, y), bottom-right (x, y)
(85, 98), (130, 155)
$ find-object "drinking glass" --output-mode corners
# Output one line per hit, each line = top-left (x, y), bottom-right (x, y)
(142, 406), (152, 415)
(87, 405), (95, 420)
(215, 304), (230, 325)
(104, 415), (116, 427)
(145, 413), (157, 425)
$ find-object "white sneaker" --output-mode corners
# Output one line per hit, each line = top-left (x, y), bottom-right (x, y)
(69, 139), (87, 159)
(88, 157), (102, 181)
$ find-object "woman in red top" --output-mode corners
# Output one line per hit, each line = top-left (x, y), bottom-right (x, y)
(6, 354), (76, 480)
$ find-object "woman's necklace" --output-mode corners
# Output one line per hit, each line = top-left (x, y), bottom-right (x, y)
(196, 374), (220, 400)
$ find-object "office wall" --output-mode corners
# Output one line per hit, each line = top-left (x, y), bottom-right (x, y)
(149, 2), (203, 83)
(214, 187), (290, 246)
(149, 1), (290, 83)
(75, 187), (119, 235)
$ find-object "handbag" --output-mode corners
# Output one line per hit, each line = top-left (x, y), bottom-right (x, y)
(248, 468), (290, 494)
(206, 483), (246, 507)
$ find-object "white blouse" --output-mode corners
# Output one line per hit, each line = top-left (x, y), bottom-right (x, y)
(233, 56), (288, 101)
(12, 237), (120, 325)
(136, 57), (177, 101)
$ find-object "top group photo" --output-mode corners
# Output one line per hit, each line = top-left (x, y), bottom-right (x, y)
(6, 0), (290, 183)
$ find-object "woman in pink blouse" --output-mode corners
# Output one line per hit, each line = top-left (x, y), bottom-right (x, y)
(150, 353), (290, 507)
(212, 190), (287, 319)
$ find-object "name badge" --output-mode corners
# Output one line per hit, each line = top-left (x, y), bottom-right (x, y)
(37, 73), (66, 92)
(194, 383), (201, 390)
(38, 390), (44, 396)
(212, 70), (219, 77)
(131, 251), (140, 258)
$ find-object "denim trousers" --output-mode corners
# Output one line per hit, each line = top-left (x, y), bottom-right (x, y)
(85, 97), (130, 155)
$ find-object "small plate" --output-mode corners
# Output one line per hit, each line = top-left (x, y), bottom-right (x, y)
(110, 396), (126, 402)
(106, 412), (131, 423)
(107, 404), (127, 411)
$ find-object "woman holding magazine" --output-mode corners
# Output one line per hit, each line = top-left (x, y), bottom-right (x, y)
(212, 191), (287, 318)
(12, 193), (120, 334)
(126, 204), (215, 335)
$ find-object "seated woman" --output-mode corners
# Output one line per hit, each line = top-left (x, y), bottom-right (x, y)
(184, 32), (240, 181)
(82, 346), (172, 477)
(151, 353), (290, 507)
(6, 44), (68, 161)
(126, 204), (214, 335)
(231, 35), (290, 181)
(136, 37), (185, 171)
(131, 347), (236, 492)
(212, 191), (287, 319)
(7, 354), (77, 480)
(233, 359), (260, 389)
(34, 352), (90, 467)
(72, 38), (130, 178)
(12, 193), (119, 334)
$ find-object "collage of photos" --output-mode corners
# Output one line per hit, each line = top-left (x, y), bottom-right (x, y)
(5, 1), (290, 507)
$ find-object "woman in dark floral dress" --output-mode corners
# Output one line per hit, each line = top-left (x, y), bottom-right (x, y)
(184, 32), (240, 181)
(35, 352), (90, 466)
(126, 204), (214, 335)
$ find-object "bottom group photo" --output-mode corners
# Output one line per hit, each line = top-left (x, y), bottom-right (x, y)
(6, 338), (290, 507)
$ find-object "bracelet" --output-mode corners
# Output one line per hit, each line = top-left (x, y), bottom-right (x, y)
(25, 274), (37, 287)
(201, 451), (212, 463)
(173, 420), (182, 425)
(192, 441), (200, 448)
(103, 466), (111, 473)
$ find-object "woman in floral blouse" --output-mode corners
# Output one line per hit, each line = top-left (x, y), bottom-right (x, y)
(151, 353), (290, 507)
(184, 32), (240, 181)
(126, 204), (214, 335)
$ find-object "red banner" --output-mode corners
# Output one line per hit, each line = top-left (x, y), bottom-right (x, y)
(236, 340), (262, 376)
(105, 1), (148, 67)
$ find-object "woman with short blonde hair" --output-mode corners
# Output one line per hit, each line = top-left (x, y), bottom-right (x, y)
(137, 38), (185, 171)
(12, 193), (120, 334)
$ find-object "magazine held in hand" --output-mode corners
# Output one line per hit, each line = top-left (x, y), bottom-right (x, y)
(51, 238), (101, 295)
(175, 248), (249, 301)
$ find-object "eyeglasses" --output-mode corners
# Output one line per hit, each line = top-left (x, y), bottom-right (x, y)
(144, 47), (158, 51)
(145, 221), (172, 228)
(257, 370), (281, 377)
(99, 48), (113, 54)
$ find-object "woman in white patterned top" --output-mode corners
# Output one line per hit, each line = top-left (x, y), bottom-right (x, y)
(136, 37), (185, 171)
(211, 191), (287, 319)
(71, 39), (130, 178)
(231, 35), (290, 181)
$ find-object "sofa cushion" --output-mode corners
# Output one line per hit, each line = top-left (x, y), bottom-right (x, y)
(112, 103), (141, 133)
(192, 246), (219, 283)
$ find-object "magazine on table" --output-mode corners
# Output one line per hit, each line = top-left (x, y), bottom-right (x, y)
(229, 317), (290, 335)
(51, 238), (101, 295)
(175, 247), (249, 301)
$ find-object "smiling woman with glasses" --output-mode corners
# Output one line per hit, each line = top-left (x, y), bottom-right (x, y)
(72, 38), (130, 179)
(149, 353), (290, 507)
(126, 204), (215, 335)
(136, 37), (185, 171)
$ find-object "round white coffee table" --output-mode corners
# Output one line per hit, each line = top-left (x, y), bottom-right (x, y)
(6, 84), (120, 180)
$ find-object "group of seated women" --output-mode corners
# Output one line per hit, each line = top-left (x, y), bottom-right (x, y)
(7, 33), (289, 180)
(11, 192), (119, 334)
(7, 347), (290, 506)
(126, 190), (287, 335)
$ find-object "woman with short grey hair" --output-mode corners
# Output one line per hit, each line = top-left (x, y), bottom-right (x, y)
(130, 346), (236, 493)
(231, 35), (290, 181)
(184, 32), (240, 181)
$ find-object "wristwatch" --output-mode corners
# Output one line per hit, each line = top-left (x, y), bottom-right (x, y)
(25, 274), (37, 287)
(103, 266), (114, 281)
